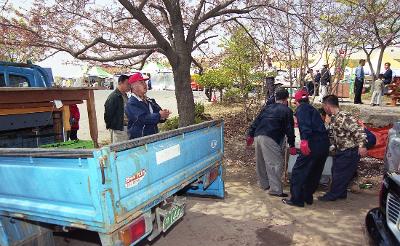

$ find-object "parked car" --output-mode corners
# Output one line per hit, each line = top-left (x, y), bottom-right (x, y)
(366, 122), (400, 245)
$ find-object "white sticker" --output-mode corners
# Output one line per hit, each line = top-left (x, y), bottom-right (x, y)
(125, 169), (146, 188)
(156, 144), (180, 165)
(210, 140), (218, 149)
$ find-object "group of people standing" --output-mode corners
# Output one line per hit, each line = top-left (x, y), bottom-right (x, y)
(104, 73), (171, 143)
(247, 88), (368, 207)
(354, 60), (393, 106)
(304, 64), (331, 103)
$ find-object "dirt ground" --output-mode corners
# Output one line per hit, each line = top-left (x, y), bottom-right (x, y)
(56, 102), (382, 246)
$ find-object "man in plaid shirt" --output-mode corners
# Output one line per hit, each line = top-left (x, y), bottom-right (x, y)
(319, 95), (368, 201)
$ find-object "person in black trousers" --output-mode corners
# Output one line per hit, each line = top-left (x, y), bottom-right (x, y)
(282, 89), (330, 207)
(354, 59), (365, 104)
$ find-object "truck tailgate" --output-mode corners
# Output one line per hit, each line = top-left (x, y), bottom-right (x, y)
(104, 120), (224, 224)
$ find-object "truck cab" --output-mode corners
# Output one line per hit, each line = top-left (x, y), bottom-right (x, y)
(0, 61), (55, 148)
(0, 61), (53, 88)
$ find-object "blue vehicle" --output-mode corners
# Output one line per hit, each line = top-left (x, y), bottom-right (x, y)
(0, 61), (55, 148)
(0, 61), (53, 88)
(0, 120), (225, 246)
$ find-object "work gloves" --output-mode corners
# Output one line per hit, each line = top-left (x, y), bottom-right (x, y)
(300, 140), (311, 156)
(289, 147), (297, 155)
(246, 136), (254, 146)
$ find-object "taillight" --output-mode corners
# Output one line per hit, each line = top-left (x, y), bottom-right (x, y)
(119, 217), (146, 246)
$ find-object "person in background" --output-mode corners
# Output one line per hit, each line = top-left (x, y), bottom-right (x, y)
(354, 59), (365, 104)
(320, 95), (367, 201)
(126, 72), (171, 139)
(383, 62), (393, 85)
(104, 75), (131, 143)
(282, 89), (330, 207)
(247, 88), (296, 197)
(305, 69), (314, 95)
(370, 74), (384, 106)
(265, 59), (278, 100)
(147, 73), (152, 90)
(319, 65), (331, 102)
(69, 104), (80, 140)
(314, 70), (321, 96)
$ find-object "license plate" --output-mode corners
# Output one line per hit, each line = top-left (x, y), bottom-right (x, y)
(162, 205), (184, 232)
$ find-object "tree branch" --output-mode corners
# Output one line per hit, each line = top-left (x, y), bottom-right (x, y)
(192, 35), (217, 51)
(191, 56), (204, 75)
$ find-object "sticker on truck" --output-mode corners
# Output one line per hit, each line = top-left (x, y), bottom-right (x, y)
(125, 169), (146, 188)
(156, 144), (180, 165)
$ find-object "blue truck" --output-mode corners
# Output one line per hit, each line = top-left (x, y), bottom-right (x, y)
(0, 61), (56, 148)
(0, 120), (225, 245)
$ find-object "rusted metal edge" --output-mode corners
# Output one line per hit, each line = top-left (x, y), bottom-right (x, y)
(0, 120), (223, 158)
(0, 148), (95, 158)
(109, 119), (223, 152)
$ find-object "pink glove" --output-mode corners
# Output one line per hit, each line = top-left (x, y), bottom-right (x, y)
(246, 137), (254, 146)
(289, 147), (297, 155)
(300, 140), (311, 156)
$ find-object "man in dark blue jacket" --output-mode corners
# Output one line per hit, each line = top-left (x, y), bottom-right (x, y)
(247, 88), (297, 197)
(383, 62), (393, 85)
(125, 73), (171, 139)
(282, 89), (330, 207)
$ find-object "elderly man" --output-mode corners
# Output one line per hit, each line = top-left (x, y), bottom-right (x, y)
(319, 95), (367, 201)
(247, 88), (296, 197)
(354, 59), (366, 104)
(282, 89), (330, 207)
(104, 75), (131, 143)
(125, 72), (171, 139)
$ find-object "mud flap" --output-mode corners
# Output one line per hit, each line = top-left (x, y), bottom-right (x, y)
(185, 165), (225, 198)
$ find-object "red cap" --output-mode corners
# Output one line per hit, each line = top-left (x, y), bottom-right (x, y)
(128, 72), (149, 84)
(294, 89), (309, 102)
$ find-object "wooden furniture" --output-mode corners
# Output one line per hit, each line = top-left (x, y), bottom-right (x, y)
(0, 88), (99, 147)
(386, 77), (400, 106)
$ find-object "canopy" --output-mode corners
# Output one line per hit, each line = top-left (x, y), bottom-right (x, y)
(86, 66), (113, 78)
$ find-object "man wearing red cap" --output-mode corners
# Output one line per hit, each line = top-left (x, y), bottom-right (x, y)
(282, 89), (330, 207)
(125, 72), (171, 139)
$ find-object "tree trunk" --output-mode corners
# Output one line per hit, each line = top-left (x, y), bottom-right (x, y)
(376, 46), (386, 76)
(171, 55), (195, 127)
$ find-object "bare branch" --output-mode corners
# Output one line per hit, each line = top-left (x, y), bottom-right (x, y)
(192, 35), (217, 51)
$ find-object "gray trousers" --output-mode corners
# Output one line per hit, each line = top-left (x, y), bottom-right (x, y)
(255, 135), (284, 194)
(110, 126), (129, 143)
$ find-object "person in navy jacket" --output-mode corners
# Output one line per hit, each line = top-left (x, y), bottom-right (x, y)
(125, 73), (171, 139)
(282, 89), (330, 207)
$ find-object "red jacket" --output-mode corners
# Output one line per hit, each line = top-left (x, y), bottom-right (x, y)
(69, 104), (80, 130)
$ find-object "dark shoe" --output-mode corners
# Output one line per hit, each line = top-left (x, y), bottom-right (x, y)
(317, 195), (336, 202)
(282, 198), (304, 207)
(261, 186), (270, 191)
(305, 199), (313, 205)
(269, 193), (288, 198)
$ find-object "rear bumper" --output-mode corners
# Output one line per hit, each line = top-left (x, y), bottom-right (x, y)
(365, 208), (399, 245)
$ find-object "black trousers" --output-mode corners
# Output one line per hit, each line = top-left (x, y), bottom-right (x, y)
(290, 138), (329, 205)
(69, 130), (78, 140)
(354, 78), (364, 104)
(325, 148), (360, 199)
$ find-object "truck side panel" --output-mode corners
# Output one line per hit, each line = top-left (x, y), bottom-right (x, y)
(0, 156), (106, 230)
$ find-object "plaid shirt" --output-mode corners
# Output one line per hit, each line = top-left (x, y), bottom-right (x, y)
(329, 111), (367, 151)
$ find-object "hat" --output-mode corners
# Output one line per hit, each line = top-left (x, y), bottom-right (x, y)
(128, 72), (149, 84)
(275, 88), (289, 100)
(294, 89), (309, 102)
